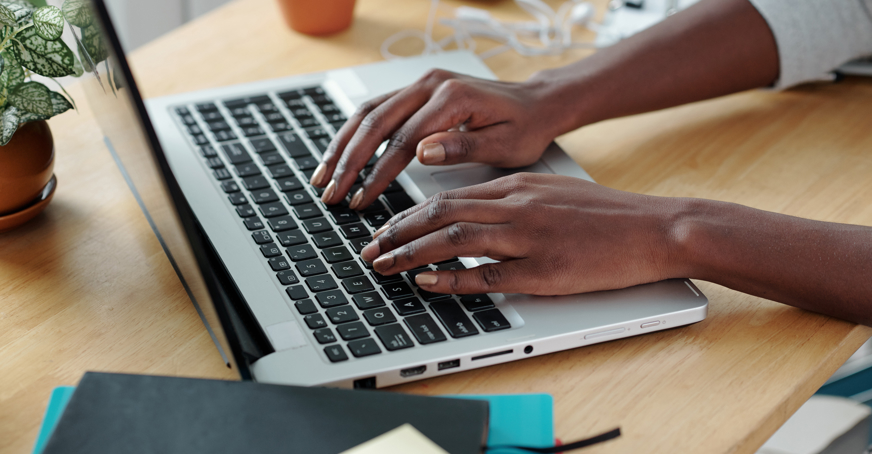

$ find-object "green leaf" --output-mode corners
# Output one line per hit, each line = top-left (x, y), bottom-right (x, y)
(0, 0), (33, 25)
(0, 105), (20, 145)
(49, 90), (71, 115)
(71, 52), (83, 77)
(11, 26), (76, 77)
(8, 81), (52, 116)
(61, 0), (89, 27)
(2, 50), (25, 87)
(33, 5), (65, 41)
(27, 0), (48, 7)
(80, 22), (107, 65)
(17, 108), (47, 122)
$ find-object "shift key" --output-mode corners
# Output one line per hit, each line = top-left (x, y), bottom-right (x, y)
(429, 301), (478, 338)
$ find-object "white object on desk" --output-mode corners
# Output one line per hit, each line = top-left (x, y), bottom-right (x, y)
(756, 396), (871, 454)
(340, 424), (449, 454)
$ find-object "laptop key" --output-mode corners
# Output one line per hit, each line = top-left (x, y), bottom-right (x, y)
(237, 204), (256, 218)
(302, 218), (332, 234)
(200, 111), (224, 121)
(268, 215), (297, 232)
(473, 309), (511, 332)
(260, 242), (282, 258)
(287, 244), (317, 261)
(206, 120), (230, 131)
(393, 298), (426, 316)
(263, 112), (285, 123)
(332, 261), (364, 279)
(364, 211), (390, 228)
(249, 137), (277, 153)
(305, 275), (338, 292)
(322, 246), (353, 263)
(340, 223), (369, 239)
(381, 282), (414, 300)
(337, 322), (369, 341)
(313, 328), (337, 344)
(213, 168), (232, 180)
(459, 294), (495, 311)
(268, 256), (291, 271)
(304, 313), (327, 329)
(235, 115), (257, 126)
(293, 203), (323, 220)
(406, 268), (431, 287)
(289, 107), (313, 118)
(267, 164), (294, 179)
(242, 175), (270, 190)
(296, 258), (327, 277)
(251, 230), (272, 244)
(314, 137), (330, 153)
(276, 230), (307, 247)
(437, 261), (466, 272)
(371, 271), (402, 285)
(270, 122), (292, 132)
(221, 180), (240, 193)
(404, 313), (447, 344)
(275, 176), (304, 192)
(375, 324), (414, 351)
(330, 209), (359, 225)
(297, 117), (319, 128)
(276, 269), (300, 285)
(360, 199), (386, 213)
(286, 285), (309, 301)
(324, 345), (348, 362)
(294, 298), (317, 314)
(196, 102), (218, 112)
(418, 289), (451, 302)
(383, 192), (415, 214)
(259, 202), (288, 218)
(313, 232), (343, 249)
(243, 217), (264, 231)
(342, 276), (374, 294)
(206, 157), (224, 169)
(316, 290), (347, 308)
(294, 156), (319, 170)
(278, 133), (312, 158)
(175, 106), (191, 116)
(227, 193), (247, 205)
(235, 163), (261, 177)
(363, 307), (396, 326)
(213, 130), (237, 142)
(251, 189), (279, 204)
(326, 306), (359, 324)
(201, 145), (218, 158)
(353, 292), (385, 310)
(430, 301), (479, 338)
(348, 237), (372, 254)
(348, 338), (381, 358)
(285, 190), (313, 206)
(259, 152), (285, 166)
(304, 127), (329, 140)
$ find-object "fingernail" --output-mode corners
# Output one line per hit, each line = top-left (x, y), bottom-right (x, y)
(373, 253), (395, 271)
(349, 188), (365, 210)
(416, 273), (438, 286)
(310, 163), (327, 187)
(361, 241), (381, 262)
(321, 179), (336, 203)
(420, 143), (446, 164)
(372, 223), (390, 239)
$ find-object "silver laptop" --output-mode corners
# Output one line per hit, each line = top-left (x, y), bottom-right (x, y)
(83, 0), (707, 388)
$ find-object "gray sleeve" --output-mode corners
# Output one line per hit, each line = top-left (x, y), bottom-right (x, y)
(748, 0), (872, 88)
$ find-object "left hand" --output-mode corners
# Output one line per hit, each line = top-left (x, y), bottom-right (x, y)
(360, 173), (683, 295)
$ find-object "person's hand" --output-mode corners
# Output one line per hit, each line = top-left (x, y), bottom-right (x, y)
(309, 69), (565, 210)
(359, 173), (684, 295)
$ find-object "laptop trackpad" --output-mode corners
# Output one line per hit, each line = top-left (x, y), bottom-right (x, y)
(430, 161), (554, 192)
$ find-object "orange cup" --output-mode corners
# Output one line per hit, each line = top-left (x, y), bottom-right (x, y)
(277, 0), (357, 36)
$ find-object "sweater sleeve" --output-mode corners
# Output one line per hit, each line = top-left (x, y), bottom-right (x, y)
(747, 0), (872, 88)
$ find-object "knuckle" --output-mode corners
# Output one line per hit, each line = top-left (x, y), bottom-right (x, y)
(436, 78), (466, 97)
(448, 273), (463, 293)
(422, 68), (451, 84)
(380, 226), (401, 249)
(399, 242), (418, 264)
(426, 200), (451, 224)
(447, 222), (476, 247)
(386, 129), (412, 152)
(359, 110), (386, 134)
(355, 100), (378, 118)
(478, 265), (502, 289)
(455, 133), (475, 159)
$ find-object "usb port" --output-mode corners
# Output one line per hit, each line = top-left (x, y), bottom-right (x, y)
(438, 359), (460, 371)
(400, 365), (426, 377)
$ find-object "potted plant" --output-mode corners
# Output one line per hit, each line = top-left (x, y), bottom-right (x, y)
(0, 0), (85, 231)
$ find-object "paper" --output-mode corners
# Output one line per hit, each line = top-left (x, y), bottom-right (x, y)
(340, 424), (449, 454)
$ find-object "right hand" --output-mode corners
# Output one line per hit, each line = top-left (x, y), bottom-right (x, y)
(310, 69), (565, 210)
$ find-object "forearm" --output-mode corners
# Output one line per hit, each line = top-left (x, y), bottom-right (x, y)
(526, 0), (779, 134)
(666, 198), (872, 326)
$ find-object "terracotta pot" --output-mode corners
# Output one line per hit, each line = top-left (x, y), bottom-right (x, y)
(277, 0), (356, 36)
(0, 120), (54, 215)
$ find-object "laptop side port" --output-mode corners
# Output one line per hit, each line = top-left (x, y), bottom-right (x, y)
(400, 365), (427, 377)
(353, 376), (377, 389)
(438, 359), (460, 371)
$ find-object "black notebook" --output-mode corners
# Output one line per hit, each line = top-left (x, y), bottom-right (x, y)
(41, 372), (489, 454)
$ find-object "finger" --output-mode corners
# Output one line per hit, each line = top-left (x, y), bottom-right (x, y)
(321, 83), (444, 205)
(417, 125), (535, 168)
(311, 90), (397, 187)
(360, 199), (513, 262)
(349, 86), (483, 210)
(415, 260), (530, 295)
(371, 223), (520, 275)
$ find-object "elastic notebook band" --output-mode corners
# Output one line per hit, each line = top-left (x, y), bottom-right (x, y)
(485, 427), (621, 453)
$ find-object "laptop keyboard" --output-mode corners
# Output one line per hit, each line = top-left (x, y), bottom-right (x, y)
(173, 86), (511, 363)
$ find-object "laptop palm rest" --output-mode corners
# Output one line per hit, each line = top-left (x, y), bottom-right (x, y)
(430, 161), (554, 192)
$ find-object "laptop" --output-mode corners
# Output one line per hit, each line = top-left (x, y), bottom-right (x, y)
(82, 0), (708, 388)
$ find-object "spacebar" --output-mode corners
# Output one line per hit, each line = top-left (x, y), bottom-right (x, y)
(383, 192), (415, 214)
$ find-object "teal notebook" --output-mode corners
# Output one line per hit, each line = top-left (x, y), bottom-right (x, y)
(33, 387), (553, 454)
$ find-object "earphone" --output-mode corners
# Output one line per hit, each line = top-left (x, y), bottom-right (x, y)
(380, 0), (604, 60)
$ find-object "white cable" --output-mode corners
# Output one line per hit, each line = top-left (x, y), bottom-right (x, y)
(379, 0), (604, 61)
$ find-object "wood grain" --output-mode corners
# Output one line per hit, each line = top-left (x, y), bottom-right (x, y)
(1, 0), (870, 453)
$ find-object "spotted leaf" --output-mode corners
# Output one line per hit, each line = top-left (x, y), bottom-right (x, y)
(8, 81), (53, 116)
(0, 105), (20, 145)
(11, 26), (76, 77)
(33, 5), (65, 41)
(61, 0), (89, 27)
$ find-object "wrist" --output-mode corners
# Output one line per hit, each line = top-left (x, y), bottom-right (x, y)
(523, 67), (604, 138)
(658, 196), (718, 281)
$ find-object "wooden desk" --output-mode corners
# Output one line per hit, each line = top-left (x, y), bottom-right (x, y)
(2, 0), (871, 452)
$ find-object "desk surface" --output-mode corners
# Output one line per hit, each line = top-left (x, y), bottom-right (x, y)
(2, 0), (872, 452)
